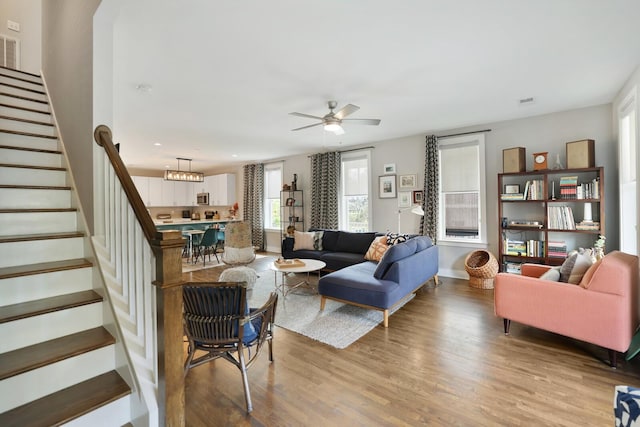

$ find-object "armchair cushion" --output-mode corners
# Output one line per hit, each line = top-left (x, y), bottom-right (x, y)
(223, 247), (255, 263)
(539, 267), (560, 281)
(579, 258), (603, 289)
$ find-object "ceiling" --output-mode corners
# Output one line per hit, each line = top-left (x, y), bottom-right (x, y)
(110, 0), (640, 173)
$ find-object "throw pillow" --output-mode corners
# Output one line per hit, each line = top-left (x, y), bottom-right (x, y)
(386, 232), (410, 246)
(364, 236), (389, 262)
(579, 258), (603, 289)
(559, 252), (593, 284)
(293, 230), (323, 251)
(539, 267), (561, 281)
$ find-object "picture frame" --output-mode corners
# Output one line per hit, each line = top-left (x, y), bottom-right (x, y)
(379, 175), (397, 198)
(398, 191), (412, 208)
(412, 190), (423, 204)
(285, 197), (295, 206)
(399, 174), (417, 189)
(504, 184), (520, 194)
(383, 163), (396, 174)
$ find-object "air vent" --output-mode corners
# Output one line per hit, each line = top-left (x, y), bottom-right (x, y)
(0, 33), (20, 69)
(518, 97), (535, 105)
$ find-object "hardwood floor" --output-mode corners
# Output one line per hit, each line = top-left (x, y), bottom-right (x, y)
(182, 254), (640, 426)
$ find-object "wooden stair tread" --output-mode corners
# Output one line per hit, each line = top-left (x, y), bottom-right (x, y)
(0, 231), (83, 243)
(0, 290), (103, 324)
(0, 209), (77, 215)
(0, 72), (43, 87)
(0, 163), (65, 171)
(0, 129), (57, 139)
(0, 82), (46, 95)
(0, 115), (53, 126)
(0, 184), (71, 190)
(0, 258), (92, 280)
(0, 370), (130, 427)
(0, 327), (115, 380)
(0, 65), (42, 79)
(0, 92), (49, 105)
(0, 103), (50, 115)
(0, 144), (61, 154)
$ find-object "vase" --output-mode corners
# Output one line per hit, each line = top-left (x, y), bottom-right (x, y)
(595, 247), (604, 261)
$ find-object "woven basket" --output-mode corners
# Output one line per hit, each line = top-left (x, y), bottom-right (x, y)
(464, 250), (499, 289)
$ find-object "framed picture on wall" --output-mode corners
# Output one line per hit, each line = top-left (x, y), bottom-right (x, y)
(398, 191), (412, 208)
(383, 163), (396, 174)
(399, 174), (418, 189)
(412, 190), (424, 204)
(379, 175), (397, 198)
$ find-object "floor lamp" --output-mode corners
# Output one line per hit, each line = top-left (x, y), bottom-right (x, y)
(397, 205), (425, 234)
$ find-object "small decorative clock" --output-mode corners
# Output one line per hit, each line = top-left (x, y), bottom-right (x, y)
(533, 152), (548, 170)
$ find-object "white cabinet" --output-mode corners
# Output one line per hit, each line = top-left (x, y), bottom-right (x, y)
(148, 178), (164, 206)
(131, 176), (150, 205)
(208, 173), (236, 206)
(173, 181), (194, 206)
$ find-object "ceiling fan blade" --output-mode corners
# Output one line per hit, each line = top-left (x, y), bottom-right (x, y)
(333, 104), (360, 120)
(291, 122), (323, 131)
(290, 112), (324, 120)
(342, 118), (381, 126)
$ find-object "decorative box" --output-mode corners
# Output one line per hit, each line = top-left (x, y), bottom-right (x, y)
(566, 139), (595, 169)
(502, 147), (525, 173)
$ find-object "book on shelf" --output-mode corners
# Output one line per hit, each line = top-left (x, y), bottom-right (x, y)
(501, 193), (525, 201)
(547, 205), (576, 230)
(559, 175), (578, 199)
(575, 221), (600, 231)
(523, 179), (544, 200)
(547, 240), (568, 258)
(504, 262), (522, 274)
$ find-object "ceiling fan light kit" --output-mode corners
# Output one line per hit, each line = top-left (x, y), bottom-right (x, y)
(290, 100), (380, 134)
(164, 157), (204, 182)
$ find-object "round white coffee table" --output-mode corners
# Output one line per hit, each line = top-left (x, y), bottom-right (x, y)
(269, 258), (326, 297)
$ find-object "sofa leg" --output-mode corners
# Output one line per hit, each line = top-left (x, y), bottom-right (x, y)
(503, 319), (510, 335)
(433, 275), (439, 286)
(383, 310), (389, 328)
(609, 349), (618, 368)
(320, 296), (326, 311)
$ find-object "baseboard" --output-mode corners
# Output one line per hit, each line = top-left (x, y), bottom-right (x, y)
(438, 268), (467, 280)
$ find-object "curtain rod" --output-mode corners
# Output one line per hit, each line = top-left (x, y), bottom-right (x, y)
(308, 146), (375, 157)
(436, 129), (492, 139)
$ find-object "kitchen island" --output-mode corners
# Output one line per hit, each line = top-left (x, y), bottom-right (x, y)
(154, 218), (239, 232)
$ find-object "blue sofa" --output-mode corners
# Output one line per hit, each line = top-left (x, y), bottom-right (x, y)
(318, 236), (439, 327)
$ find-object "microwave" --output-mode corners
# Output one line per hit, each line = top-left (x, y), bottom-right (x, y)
(196, 192), (209, 205)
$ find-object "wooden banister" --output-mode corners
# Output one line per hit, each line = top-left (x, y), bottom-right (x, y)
(93, 125), (156, 242)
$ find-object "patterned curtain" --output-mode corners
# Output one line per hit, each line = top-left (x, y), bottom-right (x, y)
(420, 135), (439, 241)
(243, 163), (265, 251)
(310, 151), (341, 229)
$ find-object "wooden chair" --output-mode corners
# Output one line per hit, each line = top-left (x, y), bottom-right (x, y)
(183, 282), (277, 412)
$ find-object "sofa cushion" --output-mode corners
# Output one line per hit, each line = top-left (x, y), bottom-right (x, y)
(413, 236), (433, 252)
(539, 267), (561, 281)
(335, 231), (377, 254)
(559, 252), (593, 284)
(317, 229), (340, 251)
(322, 252), (366, 271)
(373, 238), (418, 279)
(579, 258), (603, 289)
(293, 230), (323, 251)
(364, 236), (389, 262)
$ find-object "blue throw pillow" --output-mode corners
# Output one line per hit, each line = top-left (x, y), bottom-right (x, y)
(614, 386), (640, 427)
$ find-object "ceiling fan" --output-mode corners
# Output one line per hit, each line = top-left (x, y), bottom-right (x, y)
(290, 100), (381, 135)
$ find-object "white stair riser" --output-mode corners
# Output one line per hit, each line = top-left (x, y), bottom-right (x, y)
(0, 166), (66, 186)
(0, 105), (51, 122)
(0, 303), (103, 353)
(0, 94), (48, 112)
(0, 147), (61, 167)
(0, 85), (47, 102)
(0, 188), (71, 209)
(64, 395), (131, 427)
(0, 345), (115, 413)
(0, 267), (92, 305)
(0, 211), (77, 235)
(0, 131), (58, 150)
(0, 237), (84, 268)
(0, 75), (44, 92)
(0, 118), (56, 136)
(0, 69), (42, 85)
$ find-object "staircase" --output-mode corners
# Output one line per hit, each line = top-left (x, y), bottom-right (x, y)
(0, 67), (133, 426)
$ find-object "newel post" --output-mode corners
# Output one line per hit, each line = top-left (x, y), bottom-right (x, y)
(151, 230), (186, 427)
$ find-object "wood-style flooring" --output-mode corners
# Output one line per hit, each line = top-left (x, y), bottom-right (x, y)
(182, 253), (640, 426)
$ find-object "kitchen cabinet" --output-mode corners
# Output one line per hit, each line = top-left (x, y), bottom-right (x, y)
(131, 176), (150, 205)
(173, 181), (194, 206)
(148, 177), (164, 206)
(131, 173), (235, 207)
(205, 173), (236, 206)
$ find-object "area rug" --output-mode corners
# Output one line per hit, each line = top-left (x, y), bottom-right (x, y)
(182, 253), (266, 273)
(247, 272), (414, 349)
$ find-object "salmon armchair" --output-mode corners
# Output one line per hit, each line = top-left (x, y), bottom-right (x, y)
(494, 250), (639, 367)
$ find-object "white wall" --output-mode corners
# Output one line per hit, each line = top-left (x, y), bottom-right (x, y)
(0, 0), (41, 73)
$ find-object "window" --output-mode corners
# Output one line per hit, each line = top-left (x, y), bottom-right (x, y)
(619, 88), (637, 255)
(264, 162), (283, 230)
(340, 151), (371, 232)
(438, 134), (486, 244)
